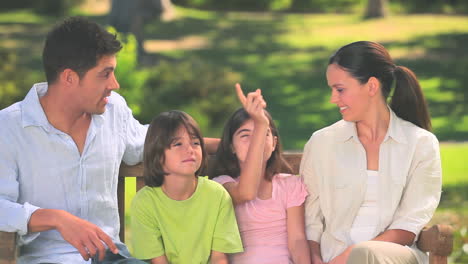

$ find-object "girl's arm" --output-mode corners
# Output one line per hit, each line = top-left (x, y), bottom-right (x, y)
(150, 255), (169, 264)
(210, 250), (228, 264)
(309, 240), (325, 264)
(287, 204), (311, 264)
(223, 84), (269, 204)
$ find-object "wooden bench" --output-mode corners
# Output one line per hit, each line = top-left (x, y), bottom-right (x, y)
(0, 153), (454, 264)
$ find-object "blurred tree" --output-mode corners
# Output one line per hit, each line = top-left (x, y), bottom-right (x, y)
(108, 0), (175, 60)
(365, 0), (387, 18)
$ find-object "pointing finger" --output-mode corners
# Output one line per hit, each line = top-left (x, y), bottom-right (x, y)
(235, 83), (247, 106)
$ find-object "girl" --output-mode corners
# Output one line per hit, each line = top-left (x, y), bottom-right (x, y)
(301, 41), (441, 264)
(209, 84), (311, 264)
(130, 110), (243, 264)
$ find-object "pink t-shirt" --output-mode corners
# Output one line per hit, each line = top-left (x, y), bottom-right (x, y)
(212, 173), (308, 264)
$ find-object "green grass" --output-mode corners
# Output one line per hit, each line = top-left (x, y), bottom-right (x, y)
(441, 143), (468, 186)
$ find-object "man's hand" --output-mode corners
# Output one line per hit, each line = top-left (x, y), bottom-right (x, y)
(29, 209), (118, 261)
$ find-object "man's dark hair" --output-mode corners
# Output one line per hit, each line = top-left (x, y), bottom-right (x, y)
(42, 16), (122, 84)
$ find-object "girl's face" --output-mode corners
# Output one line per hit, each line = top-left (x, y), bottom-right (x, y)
(163, 126), (202, 178)
(231, 119), (277, 166)
(327, 63), (371, 122)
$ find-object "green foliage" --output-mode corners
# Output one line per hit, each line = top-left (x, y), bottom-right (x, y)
(173, 0), (360, 12)
(108, 29), (241, 137)
(451, 226), (468, 264)
(0, 0), (85, 16)
(290, 0), (362, 13)
(32, 0), (85, 16)
(0, 49), (36, 109)
(390, 0), (468, 14)
(109, 28), (149, 117)
(139, 58), (241, 137)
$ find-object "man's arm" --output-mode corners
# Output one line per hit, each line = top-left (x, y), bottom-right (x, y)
(204, 137), (220, 155)
(28, 209), (118, 261)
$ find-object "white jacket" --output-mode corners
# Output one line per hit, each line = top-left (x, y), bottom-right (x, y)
(300, 109), (442, 263)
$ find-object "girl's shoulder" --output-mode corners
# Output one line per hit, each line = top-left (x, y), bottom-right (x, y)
(273, 173), (305, 189)
(211, 175), (237, 185)
(273, 174), (308, 206)
(199, 176), (232, 194)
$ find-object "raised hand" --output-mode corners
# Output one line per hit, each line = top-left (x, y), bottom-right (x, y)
(235, 83), (268, 126)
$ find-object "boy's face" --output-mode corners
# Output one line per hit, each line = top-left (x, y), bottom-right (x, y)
(75, 55), (120, 115)
(163, 127), (203, 178)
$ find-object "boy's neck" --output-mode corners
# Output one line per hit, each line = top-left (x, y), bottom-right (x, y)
(161, 175), (198, 201)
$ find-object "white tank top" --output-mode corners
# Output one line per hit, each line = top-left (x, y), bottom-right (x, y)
(349, 170), (379, 244)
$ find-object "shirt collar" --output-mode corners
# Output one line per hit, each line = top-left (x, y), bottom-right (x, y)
(335, 106), (408, 144)
(21, 82), (53, 131)
(21, 82), (106, 132)
(385, 107), (408, 144)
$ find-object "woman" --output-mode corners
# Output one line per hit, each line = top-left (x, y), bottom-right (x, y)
(300, 41), (442, 264)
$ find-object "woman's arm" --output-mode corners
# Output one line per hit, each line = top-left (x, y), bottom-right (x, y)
(327, 229), (415, 264)
(151, 255), (169, 264)
(223, 84), (269, 204)
(287, 204), (311, 264)
(210, 250), (228, 264)
(373, 229), (415, 245)
(300, 137), (326, 263)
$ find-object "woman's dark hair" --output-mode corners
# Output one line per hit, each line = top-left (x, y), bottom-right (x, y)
(329, 41), (431, 131)
(208, 108), (292, 181)
(43, 16), (122, 84)
(143, 110), (206, 187)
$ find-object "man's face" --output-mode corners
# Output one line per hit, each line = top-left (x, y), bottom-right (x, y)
(76, 55), (120, 115)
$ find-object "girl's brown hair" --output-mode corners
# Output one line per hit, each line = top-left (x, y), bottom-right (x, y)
(143, 110), (206, 187)
(208, 108), (292, 181)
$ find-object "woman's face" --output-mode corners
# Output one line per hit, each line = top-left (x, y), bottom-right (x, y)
(326, 63), (371, 122)
(231, 119), (277, 166)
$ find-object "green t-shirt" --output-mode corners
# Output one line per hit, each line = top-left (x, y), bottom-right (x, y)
(130, 176), (243, 263)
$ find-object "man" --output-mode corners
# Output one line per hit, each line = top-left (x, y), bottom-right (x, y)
(0, 16), (217, 263)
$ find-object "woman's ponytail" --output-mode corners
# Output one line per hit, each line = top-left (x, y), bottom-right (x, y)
(391, 66), (432, 131)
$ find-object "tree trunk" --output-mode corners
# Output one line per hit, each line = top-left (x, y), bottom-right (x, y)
(108, 0), (175, 59)
(364, 0), (387, 19)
